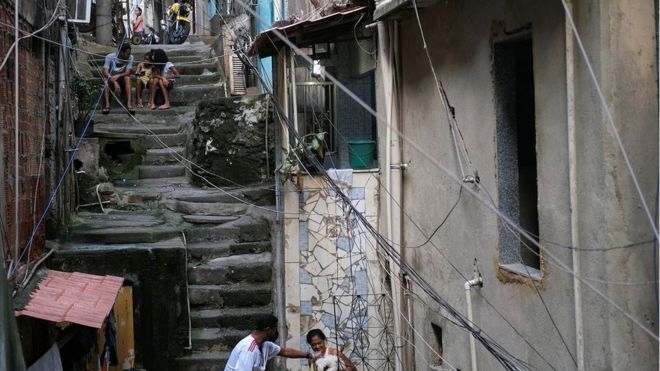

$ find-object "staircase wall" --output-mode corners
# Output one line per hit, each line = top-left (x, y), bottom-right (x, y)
(188, 95), (275, 186)
(48, 246), (189, 371)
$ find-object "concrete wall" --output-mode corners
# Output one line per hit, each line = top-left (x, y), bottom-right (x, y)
(282, 171), (392, 371)
(375, 0), (658, 370)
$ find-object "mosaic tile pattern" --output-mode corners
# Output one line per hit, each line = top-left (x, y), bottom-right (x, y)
(292, 175), (394, 370)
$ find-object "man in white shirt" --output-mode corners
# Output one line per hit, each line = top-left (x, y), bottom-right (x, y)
(225, 314), (314, 371)
(102, 43), (134, 114)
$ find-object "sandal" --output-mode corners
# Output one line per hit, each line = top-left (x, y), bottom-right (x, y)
(128, 107), (136, 115)
(102, 107), (110, 114)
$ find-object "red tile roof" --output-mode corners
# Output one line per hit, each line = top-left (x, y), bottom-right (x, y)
(15, 270), (124, 328)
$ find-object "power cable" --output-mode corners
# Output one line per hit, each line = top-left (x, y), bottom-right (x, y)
(235, 0), (659, 341)
(559, 0), (659, 242)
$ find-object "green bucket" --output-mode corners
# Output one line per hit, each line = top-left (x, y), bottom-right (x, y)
(348, 140), (376, 169)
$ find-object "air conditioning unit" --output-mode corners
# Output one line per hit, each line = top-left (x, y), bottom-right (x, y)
(229, 54), (246, 95)
(67, 0), (92, 23)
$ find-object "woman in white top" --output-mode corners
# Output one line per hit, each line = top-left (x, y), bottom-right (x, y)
(148, 49), (180, 110)
(306, 329), (356, 371)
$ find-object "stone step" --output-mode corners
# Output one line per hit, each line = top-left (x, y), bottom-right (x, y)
(94, 123), (181, 136)
(190, 328), (245, 352)
(176, 63), (220, 75)
(138, 164), (186, 179)
(144, 146), (185, 165)
(114, 176), (189, 188)
(130, 42), (214, 57)
(163, 200), (248, 216)
(188, 283), (271, 308)
(174, 351), (230, 371)
(145, 133), (187, 148)
(48, 237), (184, 252)
(182, 215), (239, 224)
(190, 305), (272, 330)
(188, 252), (272, 285)
(183, 225), (240, 243)
(90, 73), (222, 87)
(104, 83), (225, 107)
(186, 241), (272, 261)
(94, 106), (195, 121)
(171, 186), (274, 205)
(67, 225), (181, 244)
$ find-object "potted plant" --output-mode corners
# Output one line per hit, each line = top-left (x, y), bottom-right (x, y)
(276, 131), (327, 184)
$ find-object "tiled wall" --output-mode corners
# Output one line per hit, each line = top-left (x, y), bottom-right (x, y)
(283, 171), (394, 370)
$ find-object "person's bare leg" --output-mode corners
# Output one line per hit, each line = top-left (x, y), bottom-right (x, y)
(103, 83), (111, 110)
(124, 76), (133, 109)
(148, 78), (158, 109)
(136, 81), (143, 107)
(158, 79), (170, 109)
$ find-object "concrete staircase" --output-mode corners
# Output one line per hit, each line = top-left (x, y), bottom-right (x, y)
(64, 41), (276, 370)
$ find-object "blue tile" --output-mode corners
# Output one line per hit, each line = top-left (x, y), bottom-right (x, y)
(355, 270), (368, 296)
(336, 237), (351, 252)
(349, 187), (365, 200)
(299, 221), (308, 251)
(321, 313), (336, 328)
(299, 268), (312, 284)
(300, 300), (312, 315)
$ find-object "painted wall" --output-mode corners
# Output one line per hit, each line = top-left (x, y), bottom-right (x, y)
(375, 0), (658, 370)
(282, 171), (394, 371)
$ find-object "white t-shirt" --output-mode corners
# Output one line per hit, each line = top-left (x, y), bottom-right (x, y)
(224, 335), (281, 371)
(163, 61), (176, 78)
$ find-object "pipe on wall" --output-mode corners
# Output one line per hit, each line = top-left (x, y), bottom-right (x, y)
(565, 1), (585, 369)
(378, 19), (407, 371)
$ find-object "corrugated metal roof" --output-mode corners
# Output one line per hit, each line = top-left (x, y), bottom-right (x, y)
(15, 270), (123, 328)
(249, 6), (367, 57)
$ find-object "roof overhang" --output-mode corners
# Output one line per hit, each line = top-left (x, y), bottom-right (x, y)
(373, 0), (439, 21)
(249, 6), (368, 58)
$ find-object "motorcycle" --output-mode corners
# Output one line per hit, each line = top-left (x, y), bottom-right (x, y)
(131, 26), (161, 45)
(165, 1), (192, 44)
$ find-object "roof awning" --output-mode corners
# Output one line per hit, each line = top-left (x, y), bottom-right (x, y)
(249, 6), (368, 58)
(15, 269), (124, 328)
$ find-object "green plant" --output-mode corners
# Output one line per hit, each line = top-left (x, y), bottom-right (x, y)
(276, 132), (327, 184)
(71, 76), (102, 119)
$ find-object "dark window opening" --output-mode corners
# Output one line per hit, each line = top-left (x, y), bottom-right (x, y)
(431, 323), (443, 366)
(105, 141), (134, 160)
(494, 34), (541, 272)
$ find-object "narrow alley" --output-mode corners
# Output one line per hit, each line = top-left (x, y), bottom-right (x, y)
(1, 0), (658, 371)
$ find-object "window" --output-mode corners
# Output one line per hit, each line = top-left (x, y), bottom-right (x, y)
(494, 33), (541, 276)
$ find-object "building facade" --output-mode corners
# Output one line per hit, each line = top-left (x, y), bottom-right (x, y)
(373, 0), (659, 370)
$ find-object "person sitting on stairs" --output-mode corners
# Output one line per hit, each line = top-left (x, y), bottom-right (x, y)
(102, 43), (135, 114)
(148, 48), (180, 110)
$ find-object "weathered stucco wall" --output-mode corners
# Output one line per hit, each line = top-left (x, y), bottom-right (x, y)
(189, 95), (275, 186)
(282, 171), (392, 370)
(376, 0), (658, 370)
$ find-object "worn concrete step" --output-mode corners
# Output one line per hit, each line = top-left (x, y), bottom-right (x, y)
(186, 241), (272, 261)
(182, 215), (239, 224)
(176, 63), (220, 75)
(88, 53), (218, 67)
(171, 186), (274, 205)
(94, 123), (181, 136)
(183, 225), (240, 243)
(190, 306), (272, 330)
(114, 176), (189, 188)
(143, 146), (185, 165)
(67, 225), (181, 244)
(169, 84), (226, 105)
(163, 200), (248, 216)
(94, 106), (195, 120)
(189, 252), (272, 285)
(190, 328), (245, 352)
(145, 133), (187, 148)
(174, 351), (230, 371)
(47, 237), (184, 252)
(188, 283), (271, 308)
(138, 164), (186, 179)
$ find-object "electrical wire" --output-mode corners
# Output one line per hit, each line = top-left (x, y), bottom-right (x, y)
(0, 0), (64, 71)
(559, 0), (659, 242)
(233, 0), (660, 342)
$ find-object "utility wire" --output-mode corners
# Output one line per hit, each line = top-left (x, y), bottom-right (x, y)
(234, 0), (659, 341)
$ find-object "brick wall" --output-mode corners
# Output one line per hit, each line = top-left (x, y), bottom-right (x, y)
(0, 0), (62, 266)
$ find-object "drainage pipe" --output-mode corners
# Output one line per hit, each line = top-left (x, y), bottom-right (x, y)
(13, 0), (20, 265)
(378, 19), (405, 371)
(464, 277), (482, 371)
(565, 1), (585, 369)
